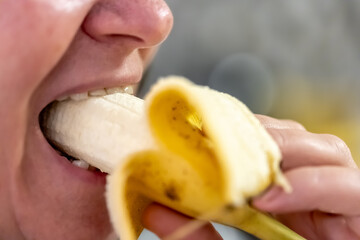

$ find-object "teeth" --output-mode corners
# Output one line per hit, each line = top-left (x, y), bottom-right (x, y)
(56, 96), (69, 101)
(123, 86), (134, 95)
(105, 87), (125, 95)
(106, 86), (135, 95)
(70, 92), (89, 101)
(89, 88), (107, 96)
(72, 159), (90, 169)
(57, 85), (135, 102)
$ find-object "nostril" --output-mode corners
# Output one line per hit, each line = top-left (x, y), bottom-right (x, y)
(85, 32), (146, 47)
(81, 0), (173, 48)
(107, 34), (144, 44)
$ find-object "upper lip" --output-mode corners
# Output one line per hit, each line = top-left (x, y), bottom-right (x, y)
(35, 74), (142, 118)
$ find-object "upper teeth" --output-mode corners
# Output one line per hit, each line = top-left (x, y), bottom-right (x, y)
(57, 85), (135, 102)
(89, 89), (107, 96)
(69, 92), (89, 101)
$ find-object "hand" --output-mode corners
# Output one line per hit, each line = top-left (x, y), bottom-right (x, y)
(142, 115), (360, 240)
(252, 115), (360, 240)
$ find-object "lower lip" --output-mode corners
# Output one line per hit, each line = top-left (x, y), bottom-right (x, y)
(37, 126), (108, 185)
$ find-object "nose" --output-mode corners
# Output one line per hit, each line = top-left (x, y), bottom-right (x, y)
(82, 0), (173, 49)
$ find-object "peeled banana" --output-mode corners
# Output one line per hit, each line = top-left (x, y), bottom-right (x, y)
(41, 92), (155, 173)
(41, 76), (304, 240)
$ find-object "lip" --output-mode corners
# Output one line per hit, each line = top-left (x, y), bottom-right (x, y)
(36, 119), (108, 185)
(34, 74), (141, 185)
(36, 76), (142, 116)
(15, 71), (144, 238)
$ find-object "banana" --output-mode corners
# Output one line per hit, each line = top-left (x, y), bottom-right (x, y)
(41, 93), (155, 173)
(41, 76), (304, 240)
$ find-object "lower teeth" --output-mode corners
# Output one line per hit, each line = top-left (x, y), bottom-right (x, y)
(71, 159), (102, 172)
(49, 140), (101, 172)
(72, 159), (90, 170)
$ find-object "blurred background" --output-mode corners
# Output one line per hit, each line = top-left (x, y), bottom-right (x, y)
(138, 0), (360, 239)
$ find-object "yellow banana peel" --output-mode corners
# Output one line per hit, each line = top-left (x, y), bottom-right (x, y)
(106, 76), (303, 240)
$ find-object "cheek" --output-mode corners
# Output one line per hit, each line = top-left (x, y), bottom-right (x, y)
(13, 181), (111, 240)
(0, 0), (96, 103)
(140, 47), (159, 69)
(0, 0), (97, 191)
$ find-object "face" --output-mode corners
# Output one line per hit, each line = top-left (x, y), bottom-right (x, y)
(0, 0), (173, 239)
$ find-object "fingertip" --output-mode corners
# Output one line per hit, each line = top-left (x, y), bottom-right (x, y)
(141, 203), (159, 229)
(141, 203), (190, 237)
(141, 203), (172, 233)
(255, 167), (360, 215)
(141, 203), (223, 240)
(252, 186), (284, 211)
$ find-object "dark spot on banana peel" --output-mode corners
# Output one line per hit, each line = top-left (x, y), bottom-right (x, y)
(198, 129), (207, 137)
(225, 204), (236, 212)
(142, 161), (152, 167)
(165, 185), (180, 201)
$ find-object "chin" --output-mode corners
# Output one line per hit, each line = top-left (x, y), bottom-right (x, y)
(9, 105), (114, 240)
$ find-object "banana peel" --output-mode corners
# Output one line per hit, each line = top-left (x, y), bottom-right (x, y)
(41, 76), (304, 240)
(107, 77), (302, 240)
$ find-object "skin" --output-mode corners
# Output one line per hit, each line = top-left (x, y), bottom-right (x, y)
(0, 1), (359, 240)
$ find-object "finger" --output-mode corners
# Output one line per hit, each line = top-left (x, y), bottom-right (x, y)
(255, 114), (306, 130)
(253, 166), (360, 216)
(275, 212), (359, 240)
(312, 212), (359, 240)
(267, 129), (356, 170)
(256, 114), (356, 169)
(273, 212), (318, 240)
(142, 203), (222, 240)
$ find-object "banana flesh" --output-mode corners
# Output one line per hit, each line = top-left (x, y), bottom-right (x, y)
(41, 76), (304, 240)
(41, 93), (155, 173)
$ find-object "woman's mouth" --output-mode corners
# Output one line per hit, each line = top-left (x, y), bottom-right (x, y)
(38, 84), (136, 179)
